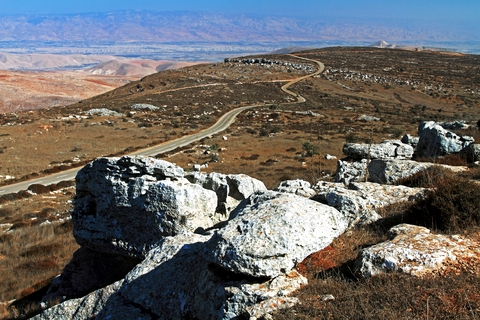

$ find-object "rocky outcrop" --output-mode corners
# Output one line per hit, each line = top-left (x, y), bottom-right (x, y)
(337, 158), (468, 185)
(209, 191), (347, 278)
(73, 156), (221, 258)
(34, 153), (476, 319)
(94, 232), (308, 320)
(416, 121), (474, 158)
(335, 159), (368, 185)
(36, 156), (349, 319)
(313, 181), (425, 228)
(355, 224), (480, 278)
(342, 140), (413, 160)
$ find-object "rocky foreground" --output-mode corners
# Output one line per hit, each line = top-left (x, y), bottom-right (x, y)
(31, 121), (480, 319)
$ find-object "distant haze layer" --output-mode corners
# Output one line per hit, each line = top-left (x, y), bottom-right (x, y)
(0, 10), (478, 44)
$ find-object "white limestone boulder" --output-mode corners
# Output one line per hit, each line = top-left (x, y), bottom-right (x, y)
(342, 140), (413, 160)
(73, 156), (219, 258)
(416, 121), (474, 158)
(95, 233), (307, 320)
(313, 181), (425, 228)
(209, 191), (348, 278)
(355, 224), (480, 278)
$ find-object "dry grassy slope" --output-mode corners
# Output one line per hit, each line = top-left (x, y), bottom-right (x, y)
(0, 48), (479, 188)
(1, 46), (480, 318)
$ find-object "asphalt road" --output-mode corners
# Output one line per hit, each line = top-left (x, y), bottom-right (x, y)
(0, 55), (324, 195)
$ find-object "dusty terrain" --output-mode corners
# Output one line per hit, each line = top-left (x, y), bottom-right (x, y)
(1, 47), (478, 187)
(0, 47), (480, 318)
(0, 53), (201, 113)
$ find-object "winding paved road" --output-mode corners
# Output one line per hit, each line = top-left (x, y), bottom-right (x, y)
(0, 55), (324, 195)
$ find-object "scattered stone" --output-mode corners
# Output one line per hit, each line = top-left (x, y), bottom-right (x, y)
(130, 103), (159, 111)
(274, 179), (317, 198)
(325, 154), (337, 160)
(84, 108), (123, 117)
(0, 223), (13, 235)
(193, 163), (209, 172)
(355, 224), (480, 278)
(321, 294), (335, 302)
(356, 114), (380, 122)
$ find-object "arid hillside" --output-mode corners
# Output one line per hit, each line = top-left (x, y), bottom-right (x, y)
(0, 47), (478, 187)
(0, 54), (201, 113)
(0, 47), (480, 318)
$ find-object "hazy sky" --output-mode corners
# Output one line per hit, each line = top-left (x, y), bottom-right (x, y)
(0, 0), (478, 22)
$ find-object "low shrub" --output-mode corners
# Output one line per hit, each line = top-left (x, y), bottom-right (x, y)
(405, 176), (480, 233)
(396, 166), (455, 188)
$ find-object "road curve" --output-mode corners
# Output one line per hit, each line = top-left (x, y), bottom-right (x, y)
(0, 55), (324, 195)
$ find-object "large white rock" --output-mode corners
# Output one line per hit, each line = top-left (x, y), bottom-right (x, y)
(337, 158), (468, 185)
(73, 156), (219, 258)
(313, 181), (425, 228)
(368, 159), (432, 184)
(355, 224), (480, 278)
(226, 173), (267, 200)
(416, 121), (474, 158)
(209, 191), (348, 278)
(95, 233), (307, 320)
(342, 140), (414, 160)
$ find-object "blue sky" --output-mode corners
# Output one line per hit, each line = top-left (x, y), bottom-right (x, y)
(0, 0), (478, 22)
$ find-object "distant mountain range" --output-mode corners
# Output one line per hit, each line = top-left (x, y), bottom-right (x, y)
(0, 10), (478, 43)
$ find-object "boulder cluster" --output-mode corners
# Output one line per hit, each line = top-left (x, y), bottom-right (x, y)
(33, 121), (480, 319)
(337, 121), (478, 185)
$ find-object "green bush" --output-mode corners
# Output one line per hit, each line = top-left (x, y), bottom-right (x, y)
(302, 141), (319, 157)
(345, 133), (360, 143)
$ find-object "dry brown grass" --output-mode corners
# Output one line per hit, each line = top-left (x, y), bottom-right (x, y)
(0, 189), (78, 318)
(274, 272), (480, 320)
(0, 221), (79, 318)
